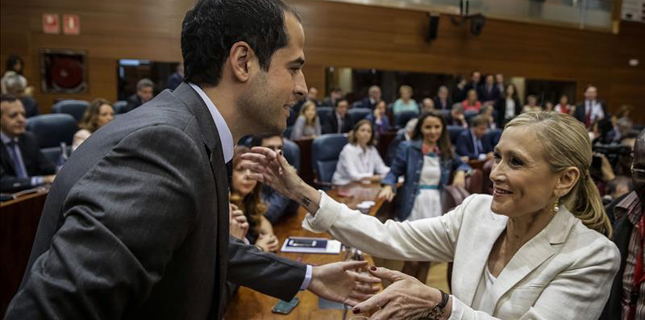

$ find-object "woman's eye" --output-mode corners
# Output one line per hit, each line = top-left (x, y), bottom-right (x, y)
(510, 157), (524, 166)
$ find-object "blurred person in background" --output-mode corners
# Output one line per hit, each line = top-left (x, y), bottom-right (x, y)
(73, 99), (116, 150)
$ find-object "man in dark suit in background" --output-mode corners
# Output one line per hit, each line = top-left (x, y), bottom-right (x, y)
(477, 74), (500, 103)
(0, 94), (55, 193)
(323, 98), (353, 134)
(322, 87), (343, 107)
(455, 115), (493, 162)
(360, 85), (382, 109)
(574, 85), (608, 129)
(5, 1), (377, 319)
(124, 78), (154, 113)
(433, 85), (452, 110)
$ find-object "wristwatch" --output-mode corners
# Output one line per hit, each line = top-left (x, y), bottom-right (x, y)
(418, 289), (449, 320)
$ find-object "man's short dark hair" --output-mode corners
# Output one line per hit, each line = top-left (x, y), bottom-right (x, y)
(335, 98), (348, 108)
(250, 133), (283, 147)
(0, 93), (18, 104)
(136, 78), (154, 91)
(181, 0), (300, 87)
(471, 115), (487, 127)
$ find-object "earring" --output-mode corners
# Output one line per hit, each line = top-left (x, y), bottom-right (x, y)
(552, 198), (560, 214)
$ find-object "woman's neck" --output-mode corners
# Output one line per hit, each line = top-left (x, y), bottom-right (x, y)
(505, 206), (555, 248)
(423, 140), (437, 150)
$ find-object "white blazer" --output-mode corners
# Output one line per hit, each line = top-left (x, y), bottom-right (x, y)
(303, 193), (620, 320)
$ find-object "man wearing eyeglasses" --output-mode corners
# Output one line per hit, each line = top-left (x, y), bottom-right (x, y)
(601, 129), (645, 320)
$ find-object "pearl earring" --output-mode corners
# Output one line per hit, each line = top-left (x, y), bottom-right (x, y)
(553, 198), (560, 214)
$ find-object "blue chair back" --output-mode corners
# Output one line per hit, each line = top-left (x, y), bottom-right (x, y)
(26, 114), (78, 148)
(282, 139), (301, 173)
(447, 125), (466, 146)
(394, 111), (419, 129)
(312, 134), (347, 186)
(348, 108), (371, 124)
(317, 107), (333, 121)
(464, 110), (479, 125)
(113, 100), (128, 114)
(282, 126), (293, 139)
(52, 100), (89, 121)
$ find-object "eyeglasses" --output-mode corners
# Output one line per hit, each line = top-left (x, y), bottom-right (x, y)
(632, 164), (645, 179)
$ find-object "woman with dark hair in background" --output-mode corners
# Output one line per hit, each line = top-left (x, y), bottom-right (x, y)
(495, 83), (520, 127)
(365, 100), (391, 135)
(72, 99), (115, 150)
(376, 111), (470, 283)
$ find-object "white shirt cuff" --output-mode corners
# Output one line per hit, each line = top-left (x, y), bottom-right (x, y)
(302, 191), (343, 233)
(299, 264), (313, 290)
(477, 153), (487, 161)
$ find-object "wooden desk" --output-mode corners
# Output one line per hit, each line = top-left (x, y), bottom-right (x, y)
(225, 182), (384, 319)
(0, 190), (49, 315)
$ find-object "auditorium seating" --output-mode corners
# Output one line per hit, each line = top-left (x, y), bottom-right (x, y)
(447, 125), (466, 145)
(282, 139), (301, 173)
(312, 134), (347, 189)
(347, 108), (371, 123)
(52, 100), (89, 121)
(317, 106), (333, 121)
(26, 114), (78, 148)
(394, 110), (418, 128)
(113, 100), (128, 114)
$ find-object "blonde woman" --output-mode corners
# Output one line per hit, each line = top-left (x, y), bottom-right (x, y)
(291, 100), (321, 140)
(243, 112), (619, 320)
(72, 99), (115, 150)
(393, 85), (419, 115)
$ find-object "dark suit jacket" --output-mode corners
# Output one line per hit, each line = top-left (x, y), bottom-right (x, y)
(0, 131), (56, 192)
(123, 94), (144, 113)
(433, 96), (453, 110)
(5, 83), (305, 320)
(455, 129), (492, 160)
(322, 112), (353, 134)
(574, 100), (608, 124)
(599, 193), (632, 320)
(477, 84), (500, 102)
(360, 97), (380, 110)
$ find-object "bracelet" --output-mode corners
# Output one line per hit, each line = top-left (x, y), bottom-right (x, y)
(418, 289), (449, 320)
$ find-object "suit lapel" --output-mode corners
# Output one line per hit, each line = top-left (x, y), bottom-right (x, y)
(458, 212), (507, 306)
(0, 142), (17, 174)
(489, 209), (577, 310)
(172, 82), (231, 317)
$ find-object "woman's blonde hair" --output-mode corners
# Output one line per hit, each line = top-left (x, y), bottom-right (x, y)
(505, 112), (612, 237)
(79, 98), (113, 133)
(299, 100), (318, 125)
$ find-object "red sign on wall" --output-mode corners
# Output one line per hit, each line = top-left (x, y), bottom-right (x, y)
(42, 13), (60, 34)
(63, 14), (80, 35)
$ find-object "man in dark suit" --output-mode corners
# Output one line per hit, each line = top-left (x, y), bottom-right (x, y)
(600, 129), (644, 320)
(433, 85), (452, 110)
(477, 74), (500, 103)
(4, 74), (39, 118)
(574, 85), (608, 129)
(360, 85), (382, 109)
(0, 94), (55, 193)
(5, 1), (377, 319)
(455, 115), (493, 162)
(123, 78), (154, 113)
(323, 98), (353, 134)
(321, 87), (343, 107)
(464, 70), (481, 94)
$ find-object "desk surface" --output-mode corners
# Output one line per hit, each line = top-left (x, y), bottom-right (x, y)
(225, 182), (384, 320)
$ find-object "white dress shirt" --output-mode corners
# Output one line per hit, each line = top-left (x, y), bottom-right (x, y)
(332, 144), (389, 185)
(189, 83), (312, 290)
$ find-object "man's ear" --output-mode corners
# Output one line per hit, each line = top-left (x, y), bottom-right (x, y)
(555, 166), (580, 198)
(229, 41), (255, 83)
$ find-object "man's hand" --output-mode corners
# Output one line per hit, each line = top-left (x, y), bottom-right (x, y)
(352, 267), (451, 320)
(308, 261), (381, 306)
(43, 174), (56, 184)
(256, 233), (279, 252)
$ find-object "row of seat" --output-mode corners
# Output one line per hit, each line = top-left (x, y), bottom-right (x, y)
(49, 99), (129, 122)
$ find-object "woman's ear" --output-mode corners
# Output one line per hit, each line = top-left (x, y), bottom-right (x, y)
(555, 166), (580, 198)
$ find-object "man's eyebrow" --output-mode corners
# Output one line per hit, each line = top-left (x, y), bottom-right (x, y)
(289, 57), (305, 66)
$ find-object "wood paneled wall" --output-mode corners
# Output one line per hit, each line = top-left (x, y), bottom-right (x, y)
(1, 0), (644, 123)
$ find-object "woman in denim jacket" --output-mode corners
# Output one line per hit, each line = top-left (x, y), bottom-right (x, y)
(378, 111), (471, 282)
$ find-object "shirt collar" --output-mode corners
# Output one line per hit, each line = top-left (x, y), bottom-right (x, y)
(1, 131), (18, 145)
(188, 83), (234, 163)
(615, 191), (642, 225)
